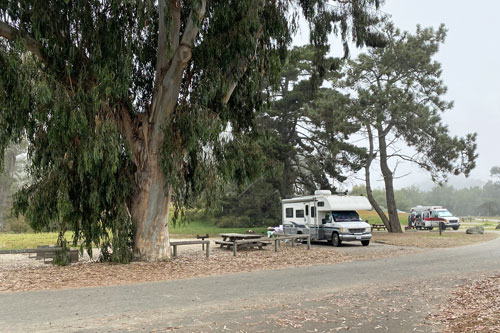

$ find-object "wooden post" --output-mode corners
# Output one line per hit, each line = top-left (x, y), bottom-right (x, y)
(173, 245), (177, 257)
(307, 235), (311, 250)
(206, 242), (210, 258)
(233, 241), (237, 256)
(274, 239), (278, 252)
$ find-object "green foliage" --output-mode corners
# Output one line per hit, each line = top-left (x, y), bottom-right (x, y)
(345, 23), (477, 183)
(0, 1), (386, 260)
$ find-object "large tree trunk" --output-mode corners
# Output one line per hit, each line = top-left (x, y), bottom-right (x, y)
(364, 125), (390, 228)
(126, 1), (206, 261)
(130, 161), (172, 261)
(377, 128), (402, 233)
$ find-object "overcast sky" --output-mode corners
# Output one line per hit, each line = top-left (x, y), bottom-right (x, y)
(295, 0), (500, 189)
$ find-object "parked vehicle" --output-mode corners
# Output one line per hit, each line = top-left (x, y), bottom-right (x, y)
(282, 190), (373, 246)
(410, 206), (460, 230)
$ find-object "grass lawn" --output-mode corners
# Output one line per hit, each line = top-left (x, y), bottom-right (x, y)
(359, 210), (409, 225)
(0, 231), (74, 250)
(169, 220), (267, 238)
(372, 230), (499, 248)
(0, 221), (267, 250)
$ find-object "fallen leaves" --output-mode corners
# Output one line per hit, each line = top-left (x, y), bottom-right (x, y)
(430, 272), (500, 332)
(0, 242), (419, 293)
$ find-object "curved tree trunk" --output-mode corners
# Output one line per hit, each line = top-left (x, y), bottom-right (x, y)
(377, 127), (402, 233)
(364, 125), (390, 228)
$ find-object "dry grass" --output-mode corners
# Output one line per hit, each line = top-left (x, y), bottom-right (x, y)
(372, 230), (499, 248)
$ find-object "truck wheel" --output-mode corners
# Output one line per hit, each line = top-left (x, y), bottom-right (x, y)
(361, 240), (370, 246)
(452, 226), (459, 230)
(428, 227), (434, 231)
(331, 233), (342, 247)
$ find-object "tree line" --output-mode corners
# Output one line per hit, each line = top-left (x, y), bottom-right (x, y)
(351, 182), (500, 217)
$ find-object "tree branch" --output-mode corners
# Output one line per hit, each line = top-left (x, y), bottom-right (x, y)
(0, 21), (46, 63)
(149, 0), (206, 155)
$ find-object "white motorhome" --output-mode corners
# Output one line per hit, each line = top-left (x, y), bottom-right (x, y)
(409, 206), (460, 230)
(282, 190), (373, 246)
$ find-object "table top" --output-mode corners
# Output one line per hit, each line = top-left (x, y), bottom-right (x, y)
(219, 233), (263, 240)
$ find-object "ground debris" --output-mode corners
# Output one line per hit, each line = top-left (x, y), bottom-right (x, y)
(0, 242), (420, 293)
(429, 271), (500, 332)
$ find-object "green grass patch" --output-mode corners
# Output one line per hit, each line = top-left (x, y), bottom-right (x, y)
(0, 220), (268, 250)
(169, 219), (267, 238)
(359, 210), (408, 225)
(0, 231), (74, 250)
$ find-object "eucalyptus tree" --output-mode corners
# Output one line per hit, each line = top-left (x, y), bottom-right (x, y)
(345, 24), (477, 232)
(0, 0), (385, 261)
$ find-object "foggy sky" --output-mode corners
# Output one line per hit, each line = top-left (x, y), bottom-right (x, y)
(294, 0), (500, 189)
(382, 0), (500, 188)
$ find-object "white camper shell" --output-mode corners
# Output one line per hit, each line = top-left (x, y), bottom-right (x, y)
(282, 190), (373, 246)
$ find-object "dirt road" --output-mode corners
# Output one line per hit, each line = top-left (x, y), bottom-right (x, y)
(1, 237), (500, 332)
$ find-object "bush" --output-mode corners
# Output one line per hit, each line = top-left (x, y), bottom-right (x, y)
(215, 216), (254, 228)
(215, 216), (280, 228)
(3, 216), (31, 233)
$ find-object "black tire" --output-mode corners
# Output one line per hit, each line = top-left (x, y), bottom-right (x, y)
(332, 233), (342, 247)
(428, 227), (434, 231)
(452, 226), (459, 230)
(361, 240), (370, 246)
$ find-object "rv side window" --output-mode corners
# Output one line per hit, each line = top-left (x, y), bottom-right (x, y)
(296, 210), (304, 218)
(317, 201), (324, 207)
(311, 207), (316, 218)
(285, 208), (293, 218)
(305, 205), (309, 216)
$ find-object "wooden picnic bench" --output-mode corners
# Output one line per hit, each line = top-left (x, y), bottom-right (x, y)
(216, 233), (272, 256)
(371, 224), (387, 231)
(272, 234), (311, 252)
(170, 240), (210, 258)
(196, 234), (210, 250)
(0, 246), (79, 263)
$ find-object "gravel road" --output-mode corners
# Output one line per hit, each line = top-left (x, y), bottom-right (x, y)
(1, 237), (500, 332)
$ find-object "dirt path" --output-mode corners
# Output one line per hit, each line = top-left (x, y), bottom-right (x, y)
(1, 237), (500, 332)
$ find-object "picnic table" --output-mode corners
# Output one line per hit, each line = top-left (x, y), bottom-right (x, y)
(215, 233), (271, 256)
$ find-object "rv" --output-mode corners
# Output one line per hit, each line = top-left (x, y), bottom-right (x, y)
(282, 190), (373, 246)
(409, 206), (460, 230)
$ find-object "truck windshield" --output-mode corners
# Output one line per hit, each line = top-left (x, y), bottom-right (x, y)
(436, 211), (453, 217)
(333, 211), (361, 222)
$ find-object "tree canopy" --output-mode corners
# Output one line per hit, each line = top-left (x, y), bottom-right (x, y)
(342, 23), (477, 231)
(0, 0), (385, 261)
